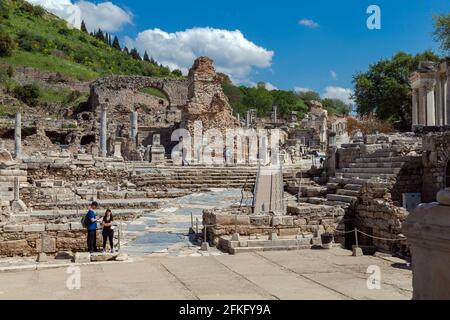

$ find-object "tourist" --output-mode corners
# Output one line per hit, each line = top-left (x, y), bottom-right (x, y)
(102, 209), (115, 253)
(85, 201), (100, 253)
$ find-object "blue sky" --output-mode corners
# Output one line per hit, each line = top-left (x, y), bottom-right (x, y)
(29, 0), (449, 103)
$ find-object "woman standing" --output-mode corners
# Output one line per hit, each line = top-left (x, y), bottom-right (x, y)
(102, 209), (115, 253)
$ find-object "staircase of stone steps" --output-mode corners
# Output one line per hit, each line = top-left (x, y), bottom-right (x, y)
(325, 148), (419, 209)
(130, 167), (299, 190)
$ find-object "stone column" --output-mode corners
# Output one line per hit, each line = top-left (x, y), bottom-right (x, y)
(418, 87), (427, 126)
(14, 112), (22, 159)
(100, 108), (107, 158)
(273, 105), (278, 124)
(426, 85), (436, 126)
(246, 111), (251, 128)
(445, 75), (449, 125)
(435, 77), (443, 126)
(412, 89), (419, 128)
(130, 111), (138, 146)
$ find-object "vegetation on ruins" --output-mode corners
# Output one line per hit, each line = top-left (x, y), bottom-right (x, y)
(0, 0), (180, 80)
(12, 83), (40, 106)
(346, 116), (395, 137)
(433, 13), (450, 55)
(352, 51), (440, 131)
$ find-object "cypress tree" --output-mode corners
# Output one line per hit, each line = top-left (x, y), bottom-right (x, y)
(112, 36), (121, 50)
(80, 20), (88, 33)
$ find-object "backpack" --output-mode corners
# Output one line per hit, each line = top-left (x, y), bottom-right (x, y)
(81, 213), (89, 228)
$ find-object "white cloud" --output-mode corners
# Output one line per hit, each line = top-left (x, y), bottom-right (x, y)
(127, 27), (274, 83)
(26, 0), (132, 32)
(330, 70), (338, 80)
(323, 86), (354, 105)
(294, 87), (313, 93)
(299, 18), (319, 29)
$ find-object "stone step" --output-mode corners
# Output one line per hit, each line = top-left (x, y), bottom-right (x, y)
(326, 194), (358, 204)
(348, 162), (405, 169)
(336, 189), (360, 197)
(335, 172), (396, 180)
(329, 177), (369, 185)
(324, 200), (350, 208)
(355, 156), (417, 163)
(344, 184), (363, 191)
(326, 182), (340, 190)
(338, 167), (401, 175)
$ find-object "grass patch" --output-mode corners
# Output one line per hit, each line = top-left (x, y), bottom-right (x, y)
(139, 87), (168, 100)
(0, 51), (98, 81)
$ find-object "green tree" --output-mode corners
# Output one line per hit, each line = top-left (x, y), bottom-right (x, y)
(112, 36), (121, 50)
(143, 51), (150, 62)
(271, 90), (308, 118)
(171, 69), (182, 77)
(242, 83), (274, 116)
(80, 20), (88, 33)
(433, 14), (450, 54)
(0, 31), (16, 57)
(130, 48), (141, 60)
(296, 90), (321, 103)
(322, 98), (351, 116)
(352, 51), (439, 129)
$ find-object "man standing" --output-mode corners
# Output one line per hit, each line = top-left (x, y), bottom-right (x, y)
(86, 201), (99, 253)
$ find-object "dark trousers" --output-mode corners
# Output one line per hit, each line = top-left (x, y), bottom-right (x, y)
(102, 229), (114, 250)
(87, 230), (97, 253)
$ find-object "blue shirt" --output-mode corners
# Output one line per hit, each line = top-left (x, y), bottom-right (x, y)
(86, 209), (97, 231)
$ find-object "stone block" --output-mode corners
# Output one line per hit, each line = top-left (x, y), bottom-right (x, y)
(74, 252), (91, 263)
(36, 237), (56, 253)
(23, 224), (46, 232)
(46, 224), (70, 231)
(3, 224), (23, 232)
(70, 222), (83, 230)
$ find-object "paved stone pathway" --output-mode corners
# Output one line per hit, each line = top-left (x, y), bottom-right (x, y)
(0, 248), (412, 300)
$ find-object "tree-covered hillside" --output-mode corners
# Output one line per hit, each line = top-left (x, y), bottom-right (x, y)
(0, 0), (180, 81)
(223, 81), (351, 120)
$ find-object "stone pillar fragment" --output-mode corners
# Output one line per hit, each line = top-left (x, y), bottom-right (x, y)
(412, 89), (419, 128)
(403, 189), (450, 300)
(445, 76), (450, 125)
(130, 111), (138, 146)
(14, 112), (22, 159)
(100, 108), (107, 158)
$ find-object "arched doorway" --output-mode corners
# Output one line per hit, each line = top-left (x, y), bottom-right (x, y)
(446, 159), (450, 188)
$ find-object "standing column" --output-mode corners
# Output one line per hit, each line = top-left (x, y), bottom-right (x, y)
(412, 89), (419, 128)
(426, 84), (436, 126)
(100, 108), (107, 158)
(273, 105), (278, 124)
(435, 77), (443, 126)
(418, 87), (427, 125)
(130, 111), (138, 146)
(13, 177), (19, 201)
(445, 75), (450, 125)
(14, 112), (22, 159)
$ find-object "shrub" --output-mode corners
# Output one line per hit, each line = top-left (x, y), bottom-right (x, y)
(0, 31), (16, 57)
(6, 65), (14, 78)
(13, 83), (40, 107)
(17, 30), (50, 52)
